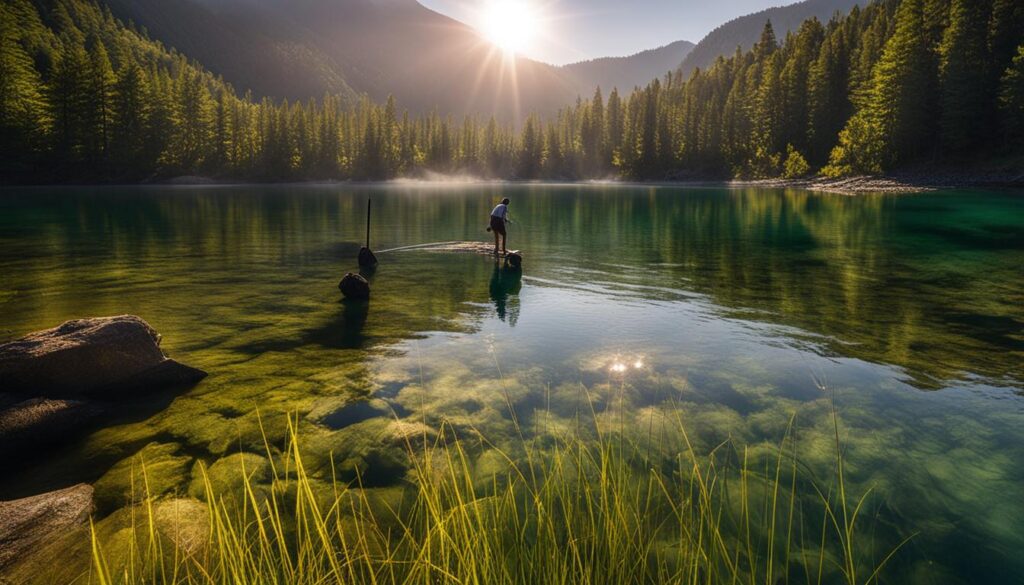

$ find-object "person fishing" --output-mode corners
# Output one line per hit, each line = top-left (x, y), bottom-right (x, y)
(488, 197), (511, 256)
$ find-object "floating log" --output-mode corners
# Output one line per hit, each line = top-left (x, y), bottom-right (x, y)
(372, 241), (523, 268)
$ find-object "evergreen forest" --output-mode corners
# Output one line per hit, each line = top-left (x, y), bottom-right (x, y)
(1, 0), (1022, 183)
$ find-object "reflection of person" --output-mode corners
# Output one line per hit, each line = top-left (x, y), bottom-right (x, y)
(488, 197), (511, 255)
(489, 263), (522, 326)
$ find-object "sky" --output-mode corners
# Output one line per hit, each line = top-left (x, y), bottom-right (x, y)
(418, 0), (791, 65)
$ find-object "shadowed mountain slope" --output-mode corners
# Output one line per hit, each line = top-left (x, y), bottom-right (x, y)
(101, 0), (700, 118)
(561, 40), (695, 94)
(103, 0), (576, 118)
(679, 0), (863, 76)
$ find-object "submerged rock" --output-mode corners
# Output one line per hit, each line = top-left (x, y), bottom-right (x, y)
(0, 398), (104, 460)
(188, 452), (273, 506)
(0, 483), (94, 571)
(2, 496), (210, 583)
(304, 418), (410, 486)
(150, 498), (210, 555)
(0, 315), (207, 397)
(93, 442), (193, 512)
(338, 273), (371, 300)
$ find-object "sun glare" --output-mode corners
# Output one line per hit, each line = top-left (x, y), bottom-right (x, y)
(481, 1), (539, 54)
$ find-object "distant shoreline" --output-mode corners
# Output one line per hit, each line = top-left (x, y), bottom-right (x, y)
(3, 172), (1022, 195)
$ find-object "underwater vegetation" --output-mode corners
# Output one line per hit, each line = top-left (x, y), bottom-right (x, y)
(11, 397), (909, 585)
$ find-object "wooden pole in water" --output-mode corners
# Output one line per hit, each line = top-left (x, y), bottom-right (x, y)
(358, 197), (379, 268)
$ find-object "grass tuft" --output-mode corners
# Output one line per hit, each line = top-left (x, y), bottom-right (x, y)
(88, 400), (908, 585)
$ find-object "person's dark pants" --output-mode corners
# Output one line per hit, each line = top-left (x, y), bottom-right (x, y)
(490, 216), (507, 252)
(490, 216), (507, 236)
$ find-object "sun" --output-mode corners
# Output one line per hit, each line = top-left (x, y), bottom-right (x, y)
(481, 1), (539, 54)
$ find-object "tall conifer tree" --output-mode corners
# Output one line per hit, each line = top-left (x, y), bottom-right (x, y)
(939, 0), (992, 151)
(998, 45), (1024, 145)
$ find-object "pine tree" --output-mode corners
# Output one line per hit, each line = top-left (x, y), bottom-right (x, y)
(606, 88), (624, 164)
(483, 116), (500, 176)
(822, 112), (886, 176)
(145, 68), (175, 174)
(47, 43), (91, 174)
(780, 19), (824, 155)
(923, 0), (951, 51)
(783, 144), (811, 178)
(84, 38), (115, 168)
(517, 115), (543, 178)
(989, 0), (1024, 126)
(381, 95), (399, 176)
(808, 32), (851, 165)
(633, 79), (660, 177)
(656, 87), (675, 172)
(939, 0), (991, 152)
(989, 0), (1024, 74)
(111, 61), (149, 177)
(582, 87), (605, 174)
(754, 20), (778, 60)
(0, 4), (47, 178)
(748, 52), (785, 176)
(543, 123), (563, 177)
(848, 4), (892, 109)
(722, 62), (752, 165)
(169, 69), (213, 172)
(829, 0), (931, 172)
(998, 45), (1024, 145)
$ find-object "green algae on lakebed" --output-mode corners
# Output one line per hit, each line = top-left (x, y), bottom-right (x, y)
(0, 183), (1022, 583)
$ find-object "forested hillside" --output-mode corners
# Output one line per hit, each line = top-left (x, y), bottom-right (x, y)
(522, 0), (1023, 180)
(99, 0), (578, 119)
(679, 0), (863, 76)
(98, 0), (695, 119)
(100, 0), (360, 104)
(1, 0), (1022, 183)
(0, 0), (529, 182)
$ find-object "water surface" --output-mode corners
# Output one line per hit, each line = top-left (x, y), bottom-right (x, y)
(1, 184), (1021, 583)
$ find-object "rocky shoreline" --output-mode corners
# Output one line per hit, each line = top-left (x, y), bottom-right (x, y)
(728, 171), (1024, 195)
(0, 316), (207, 579)
(730, 175), (944, 195)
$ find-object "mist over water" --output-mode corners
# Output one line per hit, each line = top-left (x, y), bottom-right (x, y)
(0, 184), (1021, 582)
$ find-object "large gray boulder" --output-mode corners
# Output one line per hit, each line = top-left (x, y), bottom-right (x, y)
(0, 484), (94, 571)
(0, 316), (206, 397)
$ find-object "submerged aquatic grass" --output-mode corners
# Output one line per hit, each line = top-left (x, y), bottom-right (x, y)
(86, 396), (909, 585)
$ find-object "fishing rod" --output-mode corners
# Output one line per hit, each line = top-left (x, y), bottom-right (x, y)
(375, 241), (464, 254)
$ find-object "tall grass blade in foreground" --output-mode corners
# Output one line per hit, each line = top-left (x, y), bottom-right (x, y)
(88, 404), (909, 584)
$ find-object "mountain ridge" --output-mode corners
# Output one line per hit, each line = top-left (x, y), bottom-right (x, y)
(679, 0), (863, 76)
(99, 0), (700, 118)
(96, 0), (865, 118)
(561, 40), (695, 93)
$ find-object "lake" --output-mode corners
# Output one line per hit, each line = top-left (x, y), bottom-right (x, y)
(1, 183), (1022, 583)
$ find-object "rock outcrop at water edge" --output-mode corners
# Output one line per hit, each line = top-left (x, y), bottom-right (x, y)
(0, 315), (207, 396)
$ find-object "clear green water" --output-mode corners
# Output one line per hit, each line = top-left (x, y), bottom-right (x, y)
(0, 184), (1022, 582)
